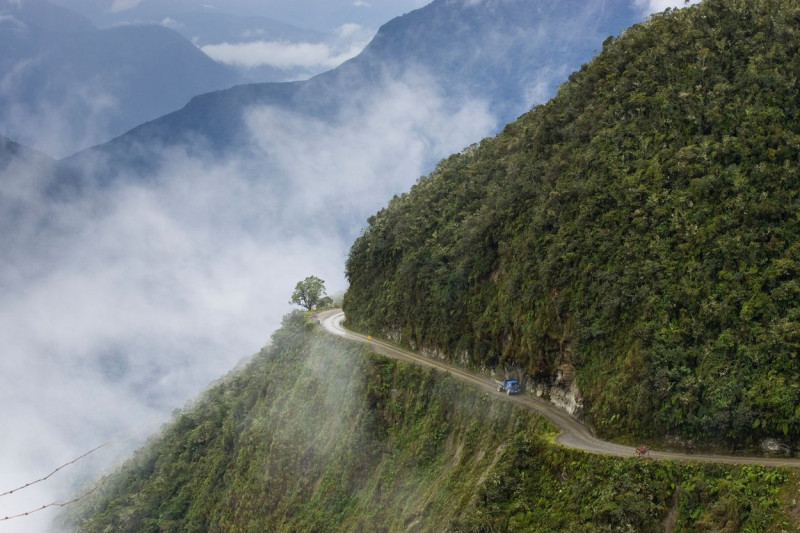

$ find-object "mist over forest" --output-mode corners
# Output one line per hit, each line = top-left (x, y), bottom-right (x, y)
(0, 0), (690, 530)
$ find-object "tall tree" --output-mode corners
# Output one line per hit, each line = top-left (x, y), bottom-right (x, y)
(290, 276), (327, 310)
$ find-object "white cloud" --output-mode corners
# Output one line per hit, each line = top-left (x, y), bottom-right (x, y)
(524, 75), (557, 109)
(0, 14), (24, 27)
(337, 22), (365, 39)
(0, 71), (120, 158)
(0, 150), (349, 532)
(108, 0), (142, 13)
(201, 26), (372, 71)
(634, 0), (702, 15)
(202, 40), (345, 70)
(0, 63), (501, 532)
(245, 71), (496, 223)
(200, 22), (373, 73)
(160, 17), (184, 30)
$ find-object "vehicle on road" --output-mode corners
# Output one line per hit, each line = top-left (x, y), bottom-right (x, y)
(497, 378), (521, 395)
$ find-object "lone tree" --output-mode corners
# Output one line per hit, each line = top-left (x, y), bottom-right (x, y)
(290, 276), (327, 310)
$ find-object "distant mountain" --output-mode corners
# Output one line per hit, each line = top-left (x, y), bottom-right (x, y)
(0, 0), (244, 157)
(68, 2), (324, 45)
(49, 0), (420, 34)
(0, 135), (54, 173)
(55, 1), (350, 83)
(0, 0), (94, 32)
(68, 0), (639, 181)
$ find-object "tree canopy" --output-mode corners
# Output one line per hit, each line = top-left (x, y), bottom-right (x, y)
(290, 276), (327, 310)
(64, 313), (799, 532)
(344, 0), (800, 448)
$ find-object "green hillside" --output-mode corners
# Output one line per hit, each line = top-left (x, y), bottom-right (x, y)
(344, 0), (800, 448)
(64, 313), (800, 532)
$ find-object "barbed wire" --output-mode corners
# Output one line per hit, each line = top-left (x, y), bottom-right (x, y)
(1, 483), (103, 521)
(0, 442), (110, 522)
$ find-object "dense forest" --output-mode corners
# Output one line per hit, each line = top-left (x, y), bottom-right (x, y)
(344, 0), (800, 448)
(63, 313), (800, 532)
(57, 1), (800, 529)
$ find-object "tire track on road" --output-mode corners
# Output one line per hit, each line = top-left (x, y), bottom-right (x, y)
(320, 310), (800, 468)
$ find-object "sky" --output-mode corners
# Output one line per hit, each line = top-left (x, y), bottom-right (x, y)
(50, 0), (702, 82)
(53, 0), (431, 31)
(0, 0), (702, 530)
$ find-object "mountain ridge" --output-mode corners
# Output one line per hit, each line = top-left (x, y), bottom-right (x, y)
(0, 0), (244, 157)
(63, 0), (639, 183)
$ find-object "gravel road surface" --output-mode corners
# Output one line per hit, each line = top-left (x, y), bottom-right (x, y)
(320, 310), (800, 468)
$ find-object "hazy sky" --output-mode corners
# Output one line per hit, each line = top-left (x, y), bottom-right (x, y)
(0, 65), (495, 533)
(53, 0), (432, 31)
(0, 1), (702, 531)
(56, 0), (701, 31)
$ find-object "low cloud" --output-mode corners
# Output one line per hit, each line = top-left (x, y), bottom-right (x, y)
(634, 0), (702, 15)
(201, 24), (373, 72)
(245, 72), (496, 219)
(108, 0), (142, 13)
(337, 22), (365, 39)
(202, 40), (352, 70)
(0, 67), (498, 532)
(160, 17), (184, 30)
(0, 76), (121, 158)
(202, 30), (371, 71)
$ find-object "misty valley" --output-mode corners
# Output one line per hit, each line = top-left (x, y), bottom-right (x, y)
(2, 0), (800, 531)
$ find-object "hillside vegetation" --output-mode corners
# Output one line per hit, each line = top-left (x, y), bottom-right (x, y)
(344, 0), (800, 448)
(64, 313), (800, 532)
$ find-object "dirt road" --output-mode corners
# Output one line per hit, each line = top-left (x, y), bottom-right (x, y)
(320, 309), (800, 468)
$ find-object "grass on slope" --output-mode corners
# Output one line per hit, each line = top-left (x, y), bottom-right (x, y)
(64, 312), (799, 532)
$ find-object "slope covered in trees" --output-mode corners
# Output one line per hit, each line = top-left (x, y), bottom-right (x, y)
(344, 0), (800, 449)
(63, 313), (800, 531)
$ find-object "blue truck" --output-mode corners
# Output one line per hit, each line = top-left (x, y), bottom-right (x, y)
(497, 378), (521, 395)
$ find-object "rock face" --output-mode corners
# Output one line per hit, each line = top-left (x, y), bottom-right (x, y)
(558, 363), (576, 386)
(760, 438), (791, 456)
(533, 380), (583, 417)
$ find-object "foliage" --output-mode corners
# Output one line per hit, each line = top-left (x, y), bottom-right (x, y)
(344, 0), (800, 447)
(290, 275), (327, 310)
(62, 315), (797, 531)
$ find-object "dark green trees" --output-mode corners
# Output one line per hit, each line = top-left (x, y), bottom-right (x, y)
(290, 275), (327, 310)
(64, 314), (799, 531)
(344, 0), (800, 447)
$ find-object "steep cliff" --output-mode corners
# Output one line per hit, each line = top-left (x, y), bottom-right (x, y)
(344, 0), (800, 448)
(64, 313), (799, 531)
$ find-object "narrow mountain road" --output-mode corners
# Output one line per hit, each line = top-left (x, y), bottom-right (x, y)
(320, 309), (800, 468)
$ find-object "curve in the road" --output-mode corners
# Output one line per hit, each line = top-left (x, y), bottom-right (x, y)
(320, 309), (800, 468)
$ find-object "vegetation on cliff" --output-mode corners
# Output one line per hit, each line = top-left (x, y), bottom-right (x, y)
(344, 0), (800, 447)
(64, 313), (799, 531)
